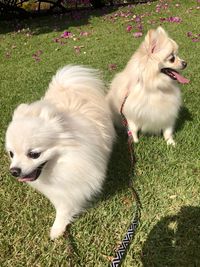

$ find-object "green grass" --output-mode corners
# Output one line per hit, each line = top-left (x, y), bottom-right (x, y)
(1, 1), (200, 266)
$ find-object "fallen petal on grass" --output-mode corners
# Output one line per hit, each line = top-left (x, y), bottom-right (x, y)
(192, 38), (199, 42)
(53, 38), (60, 43)
(32, 50), (43, 62)
(108, 63), (117, 71)
(61, 31), (73, 38)
(168, 16), (182, 23)
(79, 31), (90, 36)
(74, 45), (84, 53)
(134, 15), (141, 23)
(136, 23), (143, 31)
(126, 25), (133, 32)
(160, 16), (182, 23)
(187, 32), (193, 37)
(36, 50), (43, 55)
(133, 32), (143, 38)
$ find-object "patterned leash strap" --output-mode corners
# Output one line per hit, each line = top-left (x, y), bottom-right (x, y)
(110, 93), (142, 267)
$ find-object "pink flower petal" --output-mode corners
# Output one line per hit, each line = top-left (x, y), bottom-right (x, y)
(136, 23), (143, 31)
(134, 15), (141, 23)
(36, 50), (43, 56)
(53, 38), (60, 43)
(161, 16), (182, 23)
(79, 31), (90, 36)
(108, 64), (117, 71)
(133, 32), (143, 38)
(187, 32), (193, 37)
(168, 16), (182, 23)
(126, 25), (133, 32)
(32, 50), (43, 62)
(61, 31), (72, 38)
(35, 57), (41, 62)
(192, 38), (199, 42)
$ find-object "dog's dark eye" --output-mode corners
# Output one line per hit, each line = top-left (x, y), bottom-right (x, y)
(170, 55), (175, 63)
(9, 151), (14, 158)
(27, 151), (41, 159)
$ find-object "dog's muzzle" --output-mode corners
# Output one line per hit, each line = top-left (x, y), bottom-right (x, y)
(10, 161), (47, 182)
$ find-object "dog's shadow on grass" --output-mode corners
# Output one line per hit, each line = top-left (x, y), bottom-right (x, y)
(101, 106), (193, 199)
(175, 106), (193, 132)
(102, 127), (134, 200)
(142, 206), (200, 267)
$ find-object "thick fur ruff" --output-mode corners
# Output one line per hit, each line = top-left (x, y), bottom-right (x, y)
(107, 27), (188, 145)
(6, 65), (115, 239)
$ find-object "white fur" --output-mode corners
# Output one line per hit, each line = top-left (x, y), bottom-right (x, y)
(106, 27), (187, 145)
(6, 65), (115, 239)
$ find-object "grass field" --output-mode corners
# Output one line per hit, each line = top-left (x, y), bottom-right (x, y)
(0, 0), (200, 266)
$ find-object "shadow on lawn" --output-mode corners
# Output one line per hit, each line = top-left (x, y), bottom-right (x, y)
(102, 105), (192, 199)
(0, 6), (119, 35)
(176, 106), (193, 133)
(142, 206), (200, 267)
(102, 127), (135, 199)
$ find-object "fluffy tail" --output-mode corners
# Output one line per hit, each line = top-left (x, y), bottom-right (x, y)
(49, 65), (105, 94)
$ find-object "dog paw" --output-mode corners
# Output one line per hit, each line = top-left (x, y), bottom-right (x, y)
(50, 226), (65, 240)
(166, 138), (176, 146)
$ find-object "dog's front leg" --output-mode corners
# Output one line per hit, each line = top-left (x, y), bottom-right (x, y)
(163, 127), (175, 146)
(127, 120), (139, 143)
(50, 208), (71, 240)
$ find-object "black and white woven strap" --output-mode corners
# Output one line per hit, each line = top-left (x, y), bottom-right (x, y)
(110, 215), (140, 267)
(110, 186), (141, 267)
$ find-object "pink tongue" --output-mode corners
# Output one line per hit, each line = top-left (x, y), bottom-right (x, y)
(18, 177), (33, 182)
(172, 71), (190, 84)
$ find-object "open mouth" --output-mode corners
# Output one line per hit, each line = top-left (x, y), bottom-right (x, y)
(18, 161), (47, 182)
(161, 68), (189, 84)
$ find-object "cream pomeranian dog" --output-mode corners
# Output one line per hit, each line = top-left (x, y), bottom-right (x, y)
(107, 27), (189, 145)
(5, 65), (115, 240)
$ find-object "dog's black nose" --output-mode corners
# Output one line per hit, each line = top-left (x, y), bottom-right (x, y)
(182, 61), (187, 69)
(10, 167), (21, 177)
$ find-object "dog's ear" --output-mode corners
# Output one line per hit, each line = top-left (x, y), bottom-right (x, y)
(145, 29), (156, 43)
(144, 29), (157, 54)
(156, 26), (168, 35)
(12, 102), (60, 122)
(37, 103), (66, 129)
(144, 27), (168, 54)
(12, 104), (29, 120)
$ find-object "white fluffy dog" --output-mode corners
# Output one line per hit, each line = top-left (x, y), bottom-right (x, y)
(107, 27), (189, 145)
(6, 65), (115, 239)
